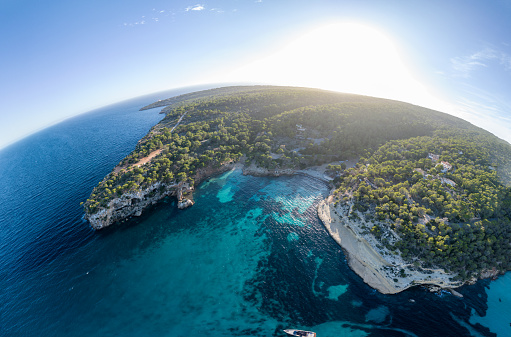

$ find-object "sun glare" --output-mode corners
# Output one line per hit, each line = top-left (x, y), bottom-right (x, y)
(226, 22), (451, 112)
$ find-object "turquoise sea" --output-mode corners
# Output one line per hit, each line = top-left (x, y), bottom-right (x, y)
(0, 88), (510, 336)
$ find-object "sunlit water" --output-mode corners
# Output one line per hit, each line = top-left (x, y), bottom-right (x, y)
(0, 90), (509, 336)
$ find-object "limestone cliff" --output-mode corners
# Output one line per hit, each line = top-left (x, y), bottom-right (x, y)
(85, 181), (181, 229)
(85, 162), (235, 229)
(318, 198), (505, 295)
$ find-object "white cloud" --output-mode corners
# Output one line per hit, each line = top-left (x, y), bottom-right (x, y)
(122, 20), (145, 27)
(446, 47), (511, 142)
(121, 8), (176, 27)
(451, 47), (511, 77)
(444, 81), (511, 143)
(451, 48), (494, 77)
(186, 4), (205, 11)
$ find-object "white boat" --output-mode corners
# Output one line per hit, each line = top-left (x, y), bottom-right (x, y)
(283, 329), (316, 337)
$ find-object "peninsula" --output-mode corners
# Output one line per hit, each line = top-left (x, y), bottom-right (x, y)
(83, 86), (511, 293)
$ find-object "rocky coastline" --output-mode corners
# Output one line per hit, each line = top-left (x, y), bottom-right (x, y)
(85, 157), (503, 295)
(242, 164), (295, 177)
(243, 164), (504, 295)
(85, 162), (235, 229)
(86, 159), (336, 230)
(317, 197), (502, 295)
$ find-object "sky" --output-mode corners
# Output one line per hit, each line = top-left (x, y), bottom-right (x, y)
(1, 0), (511, 149)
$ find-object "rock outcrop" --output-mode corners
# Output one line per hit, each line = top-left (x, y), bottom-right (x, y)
(317, 198), (466, 294)
(177, 198), (194, 209)
(84, 181), (178, 229)
(242, 165), (295, 177)
(85, 162), (235, 230)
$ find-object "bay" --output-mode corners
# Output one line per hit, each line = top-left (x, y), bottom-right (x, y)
(0, 88), (509, 336)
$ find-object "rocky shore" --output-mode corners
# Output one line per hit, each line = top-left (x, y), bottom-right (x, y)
(317, 197), (466, 294)
(242, 162), (334, 183)
(84, 181), (183, 229)
(85, 156), (501, 295)
(242, 163), (295, 177)
(242, 163), (472, 295)
(86, 159), (335, 230)
(85, 162), (235, 229)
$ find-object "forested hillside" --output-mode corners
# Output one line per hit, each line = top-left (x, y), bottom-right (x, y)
(83, 86), (511, 279)
(333, 136), (511, 279)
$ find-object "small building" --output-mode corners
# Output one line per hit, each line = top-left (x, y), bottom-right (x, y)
(428, 153), (440, 162)
(440, 161), (452, 172)
(440, 177), (456, 187)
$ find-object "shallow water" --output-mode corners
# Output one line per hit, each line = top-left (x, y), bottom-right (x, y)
(0, 90), (509, 336)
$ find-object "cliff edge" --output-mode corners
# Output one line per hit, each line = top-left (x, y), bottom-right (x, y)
(318, 197), (464, 294)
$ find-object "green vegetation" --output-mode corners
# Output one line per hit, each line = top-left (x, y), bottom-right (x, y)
(84, 86), (511, 280)
(334, 135), (511, 279)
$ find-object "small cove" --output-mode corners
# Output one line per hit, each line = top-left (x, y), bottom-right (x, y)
(0, 93), (508, 336)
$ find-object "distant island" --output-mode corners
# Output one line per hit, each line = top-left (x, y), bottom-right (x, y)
(83, 85), (511, 293)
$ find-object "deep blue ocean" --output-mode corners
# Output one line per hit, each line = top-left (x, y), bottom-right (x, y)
(1, 87), (510, 337)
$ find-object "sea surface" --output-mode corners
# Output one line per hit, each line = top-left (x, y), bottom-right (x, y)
(0, 88), (510, 337)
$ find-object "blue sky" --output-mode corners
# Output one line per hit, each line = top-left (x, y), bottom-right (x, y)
(1, 0), (511, 149)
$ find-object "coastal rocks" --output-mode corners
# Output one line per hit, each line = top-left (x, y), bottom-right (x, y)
(84, 181), (178, 230)
(177, 198), (194, 209)
(448, 288), (464, 298)
(317, 198), (462, 295)
(241, 163), (334, 184)
(317, 198), (401, 294)
(427, 285), (442, 293)
(466, 268), (502, 285)
(85, 162), (236, 230)
(318, 196), (505, 295)
(87, 160), (332, 230)
(194, 161), (236, 184)
(176, 181), (193, 201)
(242, 165), (294, 177)
(480, 268), (501, 280)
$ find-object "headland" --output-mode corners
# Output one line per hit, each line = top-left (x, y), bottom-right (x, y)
(83, 85), (511, 294)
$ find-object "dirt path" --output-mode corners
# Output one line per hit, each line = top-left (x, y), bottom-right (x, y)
(112, 111), (188, 174)
(170, 111), (188, 132)
(114, 149), (163, 173)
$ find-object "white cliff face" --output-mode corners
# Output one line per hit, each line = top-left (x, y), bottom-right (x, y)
(85, 162), (235, 230)
(84, 181), (179, 230)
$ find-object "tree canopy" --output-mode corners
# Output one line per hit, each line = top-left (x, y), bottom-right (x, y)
(84, 86), (511, 280)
